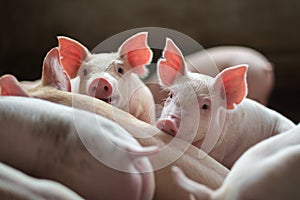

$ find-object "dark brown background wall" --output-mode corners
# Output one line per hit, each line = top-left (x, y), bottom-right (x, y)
(1, 0), (299, 122)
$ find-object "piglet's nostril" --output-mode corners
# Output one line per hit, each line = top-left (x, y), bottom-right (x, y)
(104, 86), (109, 91)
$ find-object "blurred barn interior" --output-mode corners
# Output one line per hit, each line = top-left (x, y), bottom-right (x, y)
(1, 0), (299, 122)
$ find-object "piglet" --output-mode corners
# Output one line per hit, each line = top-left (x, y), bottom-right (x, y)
(57, 32), (155, 124)
(0, 47), (228, 200)
(0, 95), (156, 200)
(173, 123), (300, 200)
(0, 162), (83, 200)
(156, 38), (295, 168)
(147, 46), (273, 117)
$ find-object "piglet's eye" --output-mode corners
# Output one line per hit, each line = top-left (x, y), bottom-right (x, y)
(169, 93), (173, 99)
(202, 104), (209, 110)
(117, 67), (124, 75)
(83, 68), (88, 76)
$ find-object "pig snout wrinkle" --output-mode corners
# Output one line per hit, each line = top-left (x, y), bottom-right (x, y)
(88, 78), (113, 101)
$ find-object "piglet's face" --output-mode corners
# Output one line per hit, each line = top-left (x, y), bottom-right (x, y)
(157, 77), (212, 143)
(156, 38), (248, 147)
(156, 38), (210, 143)
(58, 32), (153, 108)
(77, 53), (124, 106)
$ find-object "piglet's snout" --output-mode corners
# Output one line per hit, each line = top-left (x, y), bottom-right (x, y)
(89, 78), (113, 99)
(156, 117), (179, 137)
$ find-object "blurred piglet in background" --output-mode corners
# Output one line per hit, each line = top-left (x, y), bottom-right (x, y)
(186, 46), (274, 105)
(0, 48), (71, 97)
(58, 32), (155, 124)
(172, 123), (300, 200)
(156, 38), (295, 168)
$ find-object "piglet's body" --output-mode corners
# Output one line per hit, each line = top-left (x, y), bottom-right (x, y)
(0, 96), (156, 200)
(205, 98), (295, 167)
(186, 46), (274, 105)
(0, 162), (83, 200)
(173, 124), (300, 200)
(58, 32), (155, 124)
(156, 38), (295, 168)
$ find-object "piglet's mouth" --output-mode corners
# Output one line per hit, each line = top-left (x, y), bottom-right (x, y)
(99, 97), (112, 104)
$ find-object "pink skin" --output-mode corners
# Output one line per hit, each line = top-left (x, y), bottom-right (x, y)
(19, 79), (41, 90)
(57, 32), (155, 124)
(157, 117), (179, 137)
(156, 38), (295, 168)
(147, 45), (273, 120)
(0, 48), (71, 97)
(173, 124), (300, 200)
(0, 162), (83, 200)
(186, 46), (274, 105)
(0, 96), (156, 200)
(88, 77), (113, 100)
(0, 47), (229, 200)
(0, 48), (157, 200)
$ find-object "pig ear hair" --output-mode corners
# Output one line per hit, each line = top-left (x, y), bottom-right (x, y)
(214, 64), (248, 109)
(57, 36), (89, 79)
(41, 47), (71, 92)
(172, 166), (212, 200)
(157, 38), (186, 87)
(0, 75), (30, 97)
(118, 32), (153, 77)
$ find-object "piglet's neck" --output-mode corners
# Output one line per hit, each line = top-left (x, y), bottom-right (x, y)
(212, 99), (276, 167)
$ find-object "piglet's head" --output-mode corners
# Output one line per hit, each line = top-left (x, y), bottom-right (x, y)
(156, 38), (248, 146)
(57, 32), (153, 108)
(156, 38), (200, 141)
(0, 47), (71, 97)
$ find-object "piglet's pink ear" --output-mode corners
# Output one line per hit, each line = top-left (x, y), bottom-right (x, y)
(41, 47), (71, 92)
(157, 38), (186, 87)
(58, 36), (88, 78)
(118, 32), (152, 76)
(214, 65), (248, 109)
(0, 75), (29, 97)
